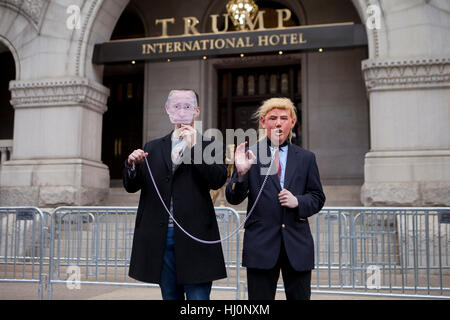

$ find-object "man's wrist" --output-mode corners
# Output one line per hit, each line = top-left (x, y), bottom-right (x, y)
(237, 170), (247, 182)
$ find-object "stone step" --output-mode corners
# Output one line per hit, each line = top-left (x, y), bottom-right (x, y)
(99, 188), (141, 207)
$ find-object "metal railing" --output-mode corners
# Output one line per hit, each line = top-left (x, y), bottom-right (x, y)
(312, 208), (450, 298)
(46, 206), (241, 300)
(0, 207), (47, 299)
(242, 207), (450, 299)
(0, 206), (449, 299)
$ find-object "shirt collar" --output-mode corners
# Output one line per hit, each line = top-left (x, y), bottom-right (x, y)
(267, 138), (289, 151)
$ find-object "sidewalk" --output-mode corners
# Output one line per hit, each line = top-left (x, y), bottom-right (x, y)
(0, 282), (424, 300)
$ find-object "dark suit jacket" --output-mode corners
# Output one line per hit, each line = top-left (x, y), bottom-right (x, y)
(123, 132), (227, 285)
(225, 139), (325, 271)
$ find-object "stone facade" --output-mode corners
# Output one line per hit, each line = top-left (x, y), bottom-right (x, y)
(358, 0), (450, 206)
(0, 0), (449, 207)
(1, 77), (110, 206)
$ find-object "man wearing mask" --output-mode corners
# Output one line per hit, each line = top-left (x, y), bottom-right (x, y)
(226, 97), (325, 300)
(124, 89), (227, 300)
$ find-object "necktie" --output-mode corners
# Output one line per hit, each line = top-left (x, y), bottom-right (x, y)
(274, 148), (281, 181)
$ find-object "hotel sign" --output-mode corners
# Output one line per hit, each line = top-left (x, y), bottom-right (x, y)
(93, 19), (367, 64)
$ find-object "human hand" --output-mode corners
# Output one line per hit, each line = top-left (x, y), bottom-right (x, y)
(128, 149), (148, 166)
(235, 142), (256, 179)
(278, 189), (299, 208)
(177, 125), (197, 148)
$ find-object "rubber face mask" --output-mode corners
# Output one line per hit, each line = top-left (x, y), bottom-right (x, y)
(165, 90), (198, 125)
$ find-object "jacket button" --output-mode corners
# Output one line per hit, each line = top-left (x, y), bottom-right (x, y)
(166, 176), (170, 182)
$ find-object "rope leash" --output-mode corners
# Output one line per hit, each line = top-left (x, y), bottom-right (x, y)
(143, 149), (276, 244)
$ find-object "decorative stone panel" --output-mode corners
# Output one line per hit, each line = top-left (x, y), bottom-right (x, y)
(0, 0), (50, 31)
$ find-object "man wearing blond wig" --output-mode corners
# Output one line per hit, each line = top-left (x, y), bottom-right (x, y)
(226, 97), (325, 300)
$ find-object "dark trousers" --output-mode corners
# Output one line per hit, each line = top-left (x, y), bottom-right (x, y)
(159, 227), (212, 300)
(246, 241), (311, 300)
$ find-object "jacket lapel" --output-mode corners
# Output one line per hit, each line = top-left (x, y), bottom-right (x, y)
(161, 132), (173, 172)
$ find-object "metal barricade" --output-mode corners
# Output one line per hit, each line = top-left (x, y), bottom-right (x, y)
(213, 207), (241, 299)
(47, 207), (141, 300)
(239, 207), (450, 299)
(0, 207), (46, 299)
(312, 209), (352, 291)
(47, 206), (241, 300)
(1, 205), (449, 299)
(345, 208), (450, 298)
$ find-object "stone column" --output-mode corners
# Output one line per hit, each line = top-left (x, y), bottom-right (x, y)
(361, 57), (450, 206)
(0, 77), (110, 207)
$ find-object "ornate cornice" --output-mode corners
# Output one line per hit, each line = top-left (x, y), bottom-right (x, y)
(9, 78), (110, 114)
(0, 0), (50, 32)
(362, 57), (450, 92)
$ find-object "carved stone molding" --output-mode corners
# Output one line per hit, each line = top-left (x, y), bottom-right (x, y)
(0, 0), (50, 31)
(362, 57), (450, 92)
(76, 0), (101, 76)
(9, 77), (110, 114)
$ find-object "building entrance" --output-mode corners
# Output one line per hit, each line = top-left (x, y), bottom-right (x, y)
(101, 8), (145, 182)
(102, 72), (144, 180)
(218, 63), (302, 146)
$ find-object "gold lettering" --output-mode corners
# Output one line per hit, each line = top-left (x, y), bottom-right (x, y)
(200, 39), (209, 50)
(226, 37), (236, 48)
(166, 42), (173, 53)
(155, 18), (175, 37)
(192, 40), (201, 51)
(280, 34), (289, 45)
(236, 37), (245, 48)
(183, 41), (192, 51)
(290, 33), (298, 45)
(245, 36), (254, 47)
(299, 33), (307, 44)
(276, 9), (291, 29)
(269, 35), (280, 46)
(258, 35), (269, 46)
(210, 14), (229, 34)
(155, 43), (164, 53)
(183, 16), (200, 35)
(174, 41), (182, 52)
(142, 44), (156, 55)
(215, 38), (225, 50)
(245, 11), (265, 31)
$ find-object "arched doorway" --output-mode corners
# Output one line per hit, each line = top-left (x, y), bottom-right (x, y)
(101, 6), (146, 185)
(0, 42), (15, 164)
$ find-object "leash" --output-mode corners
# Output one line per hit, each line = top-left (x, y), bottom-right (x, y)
(143, 148), (276, 244)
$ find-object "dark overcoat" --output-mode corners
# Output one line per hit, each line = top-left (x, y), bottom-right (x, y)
(226, 139), (325, 271)
(124, 132), (227, 284)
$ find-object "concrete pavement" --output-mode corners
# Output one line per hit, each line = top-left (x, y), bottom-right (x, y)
(0, 282), (427, 300)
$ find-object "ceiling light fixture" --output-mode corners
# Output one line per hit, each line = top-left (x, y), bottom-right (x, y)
(226, 0), (259, 30)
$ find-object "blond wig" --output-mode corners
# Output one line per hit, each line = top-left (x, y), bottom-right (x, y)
(253, 97), (297, 142)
